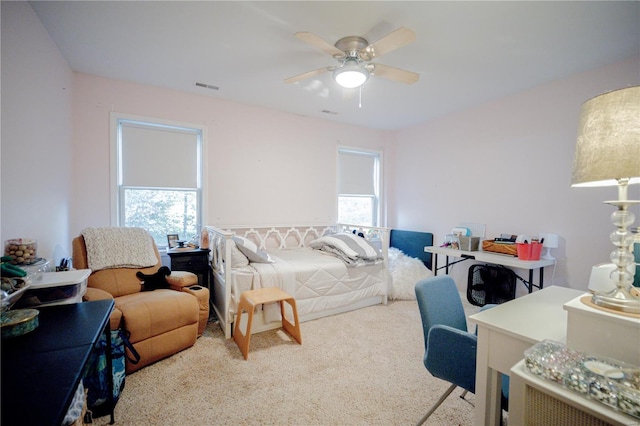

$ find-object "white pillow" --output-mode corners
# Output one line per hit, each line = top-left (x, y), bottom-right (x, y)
(230, 241), (250, 268)
(232, 236), (273, 263)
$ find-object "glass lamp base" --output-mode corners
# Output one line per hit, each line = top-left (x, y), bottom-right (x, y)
(592, 287), (640, 314)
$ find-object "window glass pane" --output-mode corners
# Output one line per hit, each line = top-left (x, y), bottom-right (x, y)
(338, 196), (374, 226)
(123, 188), (198, 247)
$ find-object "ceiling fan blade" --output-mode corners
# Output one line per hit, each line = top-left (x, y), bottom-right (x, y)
(365, 27), (416, 59)
(295, 32), (344, 57)
(284, 67), (329, 84)
(371, 63), (419, 85)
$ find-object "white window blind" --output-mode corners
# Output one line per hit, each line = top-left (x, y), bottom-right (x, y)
(338, 150), (377, 196)
(337, 148), (381, 227)
(112, 114), (204, 247)
(121, 123), (198, 189)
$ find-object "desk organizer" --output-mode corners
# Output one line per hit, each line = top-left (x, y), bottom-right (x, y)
(524, 339), (640, 419)
(459, 236), (479, 251)
(482, 240), (518, 256)
(517, 242), (543, 260)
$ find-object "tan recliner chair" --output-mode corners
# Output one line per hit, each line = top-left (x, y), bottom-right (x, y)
(72, 232), (209, 374)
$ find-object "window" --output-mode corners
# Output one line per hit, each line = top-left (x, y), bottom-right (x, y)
(337, 148), (381, 226)
(111, 114), (204, 249)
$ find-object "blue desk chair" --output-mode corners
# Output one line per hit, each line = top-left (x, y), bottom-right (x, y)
(414, 275), (508, 425)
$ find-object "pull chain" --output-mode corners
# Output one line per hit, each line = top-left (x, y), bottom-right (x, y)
(359, 85), (363, 108)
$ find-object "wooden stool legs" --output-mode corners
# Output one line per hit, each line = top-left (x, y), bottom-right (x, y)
(233, 296), (255, 360)
(279, 297), (301, 346)
(233, 288), (302, 360)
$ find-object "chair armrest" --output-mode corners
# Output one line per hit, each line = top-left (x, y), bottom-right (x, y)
(82, 288), (122, 329)
(83, 287), (114, 301)
(425, 325), (477, 393)
(166, 271), (198, 291)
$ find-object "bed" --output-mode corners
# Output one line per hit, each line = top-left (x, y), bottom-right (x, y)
(206, 224), (433, 339)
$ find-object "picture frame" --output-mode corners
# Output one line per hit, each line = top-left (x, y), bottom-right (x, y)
(167, 234), (179, 249)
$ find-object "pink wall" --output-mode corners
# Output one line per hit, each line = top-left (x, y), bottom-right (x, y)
(3, 1), (638, 293)
(1, 2), (74, 264)
(71, 74), (393, 235)
(391, 57), (640, 292)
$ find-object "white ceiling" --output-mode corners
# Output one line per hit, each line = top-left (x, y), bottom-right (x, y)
(30, 1), (640, 130)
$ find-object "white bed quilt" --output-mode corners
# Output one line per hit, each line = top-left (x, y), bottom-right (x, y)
(236, 247), (389, 322)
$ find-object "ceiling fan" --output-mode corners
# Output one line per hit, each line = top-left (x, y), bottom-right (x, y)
(284, 27), (419, 89)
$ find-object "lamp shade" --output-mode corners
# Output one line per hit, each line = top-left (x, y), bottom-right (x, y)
(539, 233), (559, 249)
(571, 86), (640, 187)
(333, 59), (369, 89)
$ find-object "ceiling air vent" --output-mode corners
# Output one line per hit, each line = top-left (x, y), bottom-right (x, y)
(195, 82), (219, 91)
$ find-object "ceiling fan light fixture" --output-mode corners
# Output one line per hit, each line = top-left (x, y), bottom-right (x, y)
(333, 60), (369, 89)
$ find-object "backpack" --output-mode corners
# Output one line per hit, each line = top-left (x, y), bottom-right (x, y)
(83, 328), (140, 418)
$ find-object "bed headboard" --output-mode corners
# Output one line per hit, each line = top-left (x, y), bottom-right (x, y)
(389, 229), (434, 270)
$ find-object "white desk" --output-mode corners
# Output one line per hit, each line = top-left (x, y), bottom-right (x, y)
(425, 246), (555, 293)
(469, 286), (586, 426)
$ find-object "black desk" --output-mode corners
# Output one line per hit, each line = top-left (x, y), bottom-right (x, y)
(1, 300), (114, 426)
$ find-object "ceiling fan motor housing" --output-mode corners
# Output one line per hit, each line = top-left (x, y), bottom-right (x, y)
(334, 36), (371, 61)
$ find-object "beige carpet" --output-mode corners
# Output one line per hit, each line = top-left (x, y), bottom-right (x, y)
(95, 299), (482, 425)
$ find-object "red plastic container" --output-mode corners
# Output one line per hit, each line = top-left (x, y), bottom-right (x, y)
(517, 242), (543, 261)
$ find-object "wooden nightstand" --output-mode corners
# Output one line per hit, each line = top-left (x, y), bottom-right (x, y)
(167, 248), (211, 291)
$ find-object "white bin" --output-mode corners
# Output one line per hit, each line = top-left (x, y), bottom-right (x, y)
(18, 269), (90, 307)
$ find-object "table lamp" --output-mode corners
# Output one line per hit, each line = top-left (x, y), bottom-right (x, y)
(571, 86), (640, 313)
(538, 233), (559, 260)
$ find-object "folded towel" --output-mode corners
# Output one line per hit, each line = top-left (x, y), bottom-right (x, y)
(82, 227), (158, 271)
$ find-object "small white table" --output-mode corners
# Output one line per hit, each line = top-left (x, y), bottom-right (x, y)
(469, 286), (586, 426)
(564, 295), (640, 366)
(425, 246), (555, 293)
(510, 359), (638, 426)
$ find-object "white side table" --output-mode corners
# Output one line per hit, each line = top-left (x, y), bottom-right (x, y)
(510, 359), (638, 426)
(564, 295), (640, 366)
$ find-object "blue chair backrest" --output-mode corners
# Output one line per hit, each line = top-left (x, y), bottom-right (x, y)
(415, 276), (468, 349)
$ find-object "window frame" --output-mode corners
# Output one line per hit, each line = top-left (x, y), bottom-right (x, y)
(336, 146), (382, 227)
(110, 112), (206, 249)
